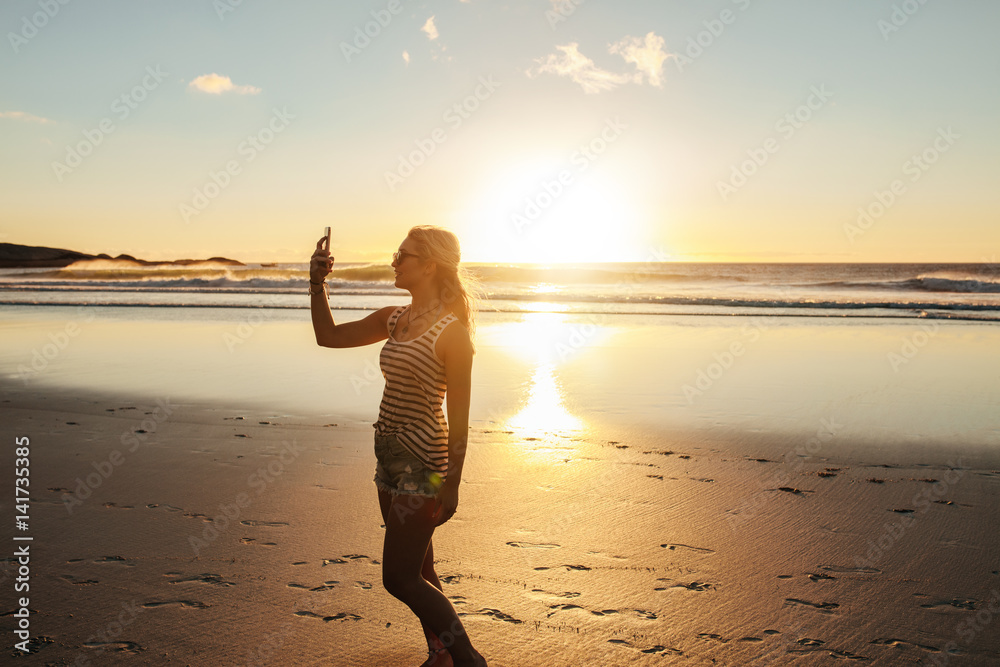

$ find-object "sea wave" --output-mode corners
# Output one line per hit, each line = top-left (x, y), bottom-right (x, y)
(812, 273), (1000, 295)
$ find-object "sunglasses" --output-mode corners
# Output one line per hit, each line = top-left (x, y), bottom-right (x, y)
(392, 250), (421, 263)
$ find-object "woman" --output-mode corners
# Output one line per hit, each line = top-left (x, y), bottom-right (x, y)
(309, 225), (488, 667)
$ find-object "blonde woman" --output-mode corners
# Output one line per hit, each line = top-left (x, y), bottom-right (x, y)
(310, 226), (487, 667)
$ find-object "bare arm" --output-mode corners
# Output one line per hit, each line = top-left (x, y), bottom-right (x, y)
(309, 236), (394, 348)
(434, 321), (474, 525)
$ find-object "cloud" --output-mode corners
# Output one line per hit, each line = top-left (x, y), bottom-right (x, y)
(403, 51), (411, 65)
(528, 43), (637, 94)
(0, 111), (53, 124)
(610, 32), (670, 87)
(421, 16), (439, 40)
(188, 73), (261, 95)
(529, 33), (671, 93)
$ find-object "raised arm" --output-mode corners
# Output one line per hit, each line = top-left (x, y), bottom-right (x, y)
(309, 236), (394, 348)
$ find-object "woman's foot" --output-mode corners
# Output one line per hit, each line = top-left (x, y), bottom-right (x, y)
(419, 646), (452, 667)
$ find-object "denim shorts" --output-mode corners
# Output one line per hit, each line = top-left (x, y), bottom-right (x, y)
(373, 433), (444, 499)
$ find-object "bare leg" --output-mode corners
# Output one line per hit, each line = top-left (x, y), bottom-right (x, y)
(380, 491), (486, 666)
(378, 489), (450, 664)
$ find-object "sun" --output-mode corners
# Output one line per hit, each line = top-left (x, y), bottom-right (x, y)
(456, 161), (646, 264)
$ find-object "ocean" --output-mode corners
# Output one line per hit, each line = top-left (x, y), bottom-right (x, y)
(2, 261), (1000, 321)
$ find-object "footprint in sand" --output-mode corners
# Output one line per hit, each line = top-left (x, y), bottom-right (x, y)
(533, 564), (591, 572)
(83, 641), (143, 653)
(240, 519), (289, 527)
(146, 503), (184, 512)
(528, 589), (581, 600)
(142, 600), (209, 609)
(309, 581), (340, 592)
(608, 639), (684, 656)
(918, 598), (978, 611)
(788, 638), (870, 660)
(93, 556), (134, 567)
(806, 572), (836, 582)
(776, 487), (812, 495)
(506, 541), (560, 549)
(59, 574), (99, 585)
(820, 564), (881, 574)
(461, 608), (523, 624)
(102, 502), (135, 510)
(673, 581), (715, 592)
(870, 637), (941, 653)
(545, 603), (584, 617)
(323, 554), (378, 566)
(784, 598), (840, 613)
(659, 543), (716, 555)
(164, 573), (237, 587)
(294, 610), (362, 622)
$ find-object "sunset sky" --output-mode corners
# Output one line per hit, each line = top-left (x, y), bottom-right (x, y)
(1, 0), (998, 264)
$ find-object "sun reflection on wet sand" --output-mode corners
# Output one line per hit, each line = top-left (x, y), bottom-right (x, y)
(507, 362), (582, 437)
(476, 311), (615, 445)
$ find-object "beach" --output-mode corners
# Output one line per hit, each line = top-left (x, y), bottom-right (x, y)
(3, 306), (1000, 665)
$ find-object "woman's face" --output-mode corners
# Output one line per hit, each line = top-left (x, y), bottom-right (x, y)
(392, 237), (425, 289)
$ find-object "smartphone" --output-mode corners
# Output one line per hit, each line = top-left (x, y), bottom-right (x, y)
(324, 226), (331, 250)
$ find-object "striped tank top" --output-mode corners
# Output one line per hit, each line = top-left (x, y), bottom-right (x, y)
(373, 305), (459, 475)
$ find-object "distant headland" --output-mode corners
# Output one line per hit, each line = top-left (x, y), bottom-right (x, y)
(0, 243), (244, 269)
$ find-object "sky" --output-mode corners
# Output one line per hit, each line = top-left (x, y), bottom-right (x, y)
(1, 0), (998, 264)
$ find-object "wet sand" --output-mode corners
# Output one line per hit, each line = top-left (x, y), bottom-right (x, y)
(3, 380), (1000, 665)
(2, 308), (1000, 664)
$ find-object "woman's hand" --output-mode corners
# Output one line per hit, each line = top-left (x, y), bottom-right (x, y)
(310, 236), (333, 283)
(433, 479), (459, 526)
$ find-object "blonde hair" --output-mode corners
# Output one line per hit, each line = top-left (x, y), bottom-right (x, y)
(407, 225), (481, 351)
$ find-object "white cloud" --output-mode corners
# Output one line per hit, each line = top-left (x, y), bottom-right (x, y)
(188, 73), (261, 95)
(403, 51), (411, 65)
(528, 43), (637, 94)
(422, 16), (439, 41)
(610, 32), (670, 87)
(0, 111), (53, 123)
